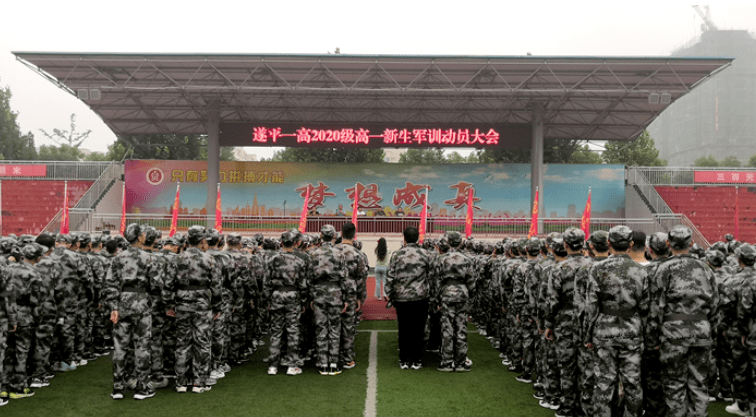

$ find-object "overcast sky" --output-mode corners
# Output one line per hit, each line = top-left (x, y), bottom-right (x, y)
(1, 2), (754, 160)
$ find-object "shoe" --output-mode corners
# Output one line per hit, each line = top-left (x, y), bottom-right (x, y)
(464, 357), (473, 366)
(9, 388), (35, 399)
(426, 348), (439, 353)
(203, 385), (212, 392)
(223, 363), (231, 373)
(399, 362), (410, 370)
(343, 361), (356, 370)
(210, 370), (223, 380)
(133, 390), (155, 400)
(539, 399), (553, 410)
(319, 366), (329, 375)
(30, 378), (50, 388)
(708, 396), (716, 403)
(555, 409), (571, 417)
(206, 377), (217, 386)
(438, 362), (455, 372)
(499, 353), (506, 359)
(533, 391), (545, 400)
(126, 378), (137, 390)
(508, 365), (522, 373)
(533, 382), (544, 391)
(152, 378), (169, 389)
(78, 359), (88, 366)
(267, 366), (278, 375)
(547, 402), (561, 411)
(515, 374), (533, 384)
(329, 364), (342, 375)
(456, 363), (472, 372)
(377, 297), (382, 300)
(53, 362), (63, 372)
(61, 362), (77, 372)
(111, 389), (124, 400)
(502, 359), (511, 366)
(175, 386), (187, 393)
(44, 374), (55, 380)
(0, 392), (7, 399)
(725, 402), (749, 416)
(191, 385), (205, 394)
(286, 367), (303, 376)
(493, 340), (501, 349)
(411, 362), (423, 370)
(0, 398), (7, 407)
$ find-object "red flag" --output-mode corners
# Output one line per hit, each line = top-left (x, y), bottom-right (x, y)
(735, 186), (740, 241)
(465, 188), (474, 239)
(528, 187), (539, 238)
(298, 185), (311, 233)
(419, 186), (429, 243)
(581, 187), (592, 237)
(169, 183), (180, 237)
(119, 182), (127, 235)
(215, 183), (222, 233)
(60, 181), (70, 234)
(351, 183), (359, 236)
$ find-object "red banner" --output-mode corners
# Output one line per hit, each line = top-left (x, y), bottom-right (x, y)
(119, 182), (126, 235)
(298, 185), (311, 233)
(419, 187), (429, 243)
(0, 165), (46, 177)
(215, 183), (222, 233)
(581, 188), (592, 237)
(695, 171), (756, 184)
(465, 188), (474, 238)
(169, 183), (180, 237)
(528, 188), (539, 238)
(351, 183), (359, 236)
(60, 181), (69, 234)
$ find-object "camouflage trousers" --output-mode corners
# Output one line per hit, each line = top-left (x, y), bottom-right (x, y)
(641, 348), (664, 417)
(211, 310), (228, 370)
(0, 320), (6, 393)
(228, 307), (247, 363)
(52, 309), (77, 364)
(312, 302), (342, 367)
(31, 318), (55, 380)
(660, 343), (709, 417)
(5, 325), (32, 392)
(92, 306), (111, 352)
(508, 312), (522, 367)
(578, 345), (596, 416)
(439, 301), (469, 366)
(74, 303), (89, 360)
(593, 343), (642, 417)
(554, 330), (578, 414)
(716, 331), (736, 399)
(520, 318), (537, 375)
(426, 309), (442, 352)
(340, 299), (357, 365)
(175, 309), (212, 387)
(150, 311), (167, 380)
(162, 315), (177, 374)
(112, 312), (152, 391)
(488, 306), (502, 347)
(267, 303), (302, 367)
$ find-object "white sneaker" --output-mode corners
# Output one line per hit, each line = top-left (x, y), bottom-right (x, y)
(725, 402), (749, 416)
(267, 366), (278, 375)
(175, 386), (187, 393)
(223, 364), (231, 373)
(78, 359), (88, 366)
(465, 357), (473, 366)
(210, 370), (223, 380)
(205, 377), (217, 386)
(191, 385), (205, 394)
(286, 367), (303, 376)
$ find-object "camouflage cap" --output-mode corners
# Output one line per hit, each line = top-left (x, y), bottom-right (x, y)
(563, 227), (586, 246)
(253, 233), (264, 245)
(705, 249), (726, 267)
(281, 230), (298, 244)
(67, 233), (80, 244)
(668, 225), (693, 249)
(78, 233), (92, 246)
(589, 230), (609, 247)
(608, 225), (633, 244)
(320, 224), (336, 238)
(186, 225), (207, 244)
(550, 234), (565, 251)
(91, 235), (101, 246)
(55, 234), (70, 244)
(546, 232), (561, 246)
(173, 232), (186, 246)
(18, 234), (35, 245)
(739, 243), (756, 265)
(516, 238), (528, 254)
(353, 240), (363, 250)
(241, 237), (255, 249)
(648, 232), (669, 254)
(21, 243), (43, 260)
(495, 241), (505, 254)
(124, 223), (142, 243)
(724, 233), (735, 242)
(206, 229), (221, 246)
(446, 231), (463, 247)
(144, 227), (161, 244)
(526, 237), (541, 255)
(690, 243), (705, 258)
(226, 232), (243, 246)
(711, 241), (728, 255)
(436, 238), (451, 253)
(0, 237), (16, 253)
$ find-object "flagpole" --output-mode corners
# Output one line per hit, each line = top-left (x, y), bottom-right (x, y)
(352, 182), (359, 237)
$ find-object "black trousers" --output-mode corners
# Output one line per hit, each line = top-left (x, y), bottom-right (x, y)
(394, 298), (429, 364)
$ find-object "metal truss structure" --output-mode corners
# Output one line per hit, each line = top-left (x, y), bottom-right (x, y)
(14, 52), (732, 142)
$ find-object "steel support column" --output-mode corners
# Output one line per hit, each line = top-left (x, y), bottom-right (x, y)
(531, 103), (545, 236)
(206, 102), (220, 229)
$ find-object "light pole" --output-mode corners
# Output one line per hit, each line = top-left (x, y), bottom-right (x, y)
(283, 200), (287, 217)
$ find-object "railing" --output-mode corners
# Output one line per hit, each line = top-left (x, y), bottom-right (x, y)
(633, 166), (756, 187)
(654, 213), (710, 248)
(627, 167), (675, 216)
(0, 160), (115, 180)
(43, 208), (94, 234)
(72, 162), (121, 209)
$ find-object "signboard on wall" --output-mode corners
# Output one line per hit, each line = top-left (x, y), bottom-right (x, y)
(0, 165), (46, 177)
(695, 171), (756, 184)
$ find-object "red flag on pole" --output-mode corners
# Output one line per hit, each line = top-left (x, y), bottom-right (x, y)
(419, 186), (429, 243)
(60, 181), (70, 234)
(735, 186), (740, 241)
(298, 185), (312, 233)
(528, 187), (539, 238)
(581, 187), (592, 237)
(119, 182), (127, 235)
(465, 188), (474, 239)
(169, 183), (180, 237)
(351, 183), (359, 236)
(215, 183), (223, 233)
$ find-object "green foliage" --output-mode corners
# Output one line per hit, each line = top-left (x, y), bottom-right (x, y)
(0, 81), (37, 160)
(37, 144), (83, 161)
(602, 131), (667, 166)
(693, 154), (720, 167)
(39, 113), (91, 148)
(720, 156), (742, 167)
(111, 135), (235, 161)
(271, 148), (384, 163)
(749, 154), (756, 168)
(569, 144), (603, 164)
(477, 139), (581, 164)
(398, 149), (445, 164)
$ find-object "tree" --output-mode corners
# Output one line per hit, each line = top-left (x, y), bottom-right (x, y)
(477, 139), (582, 163)
(39, 113), (91, 148)
(399, 149), (446, 164)
(0, 80), (37, 160)
(38, 144), (82, 161)
(693, 155), (720, 167)
(720, 156), (742, 167)
(749, 154), (756, 168)
(109, 135), (235, 161)
(602, 131), (667, 166)
(569, 144), (603, 164)
(271, 148), (384, 163)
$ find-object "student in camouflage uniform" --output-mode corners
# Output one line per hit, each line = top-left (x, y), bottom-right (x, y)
(206, 230), (235, 379)
(513, 238), (541, 384)
(224, 233), (256, 365)
(535, 234), (560, 409)
(78, 233), (103, 362)
(308, 225), (350, 375)
(584, 225), (649, 417)
(163, 225), (223, 393)
(0, 245), (16, 406)
(30, 235), (60, 388)
(335, 222), (366, 370)
(142, 228), (170, 389)
(647, 225), (718, 417)
(727, 244), (756, 416)
(105, 224), (162, 400)
(264, 230), (308, 376)
(387, 226), (432, 370)
(431, 232), (474, 372)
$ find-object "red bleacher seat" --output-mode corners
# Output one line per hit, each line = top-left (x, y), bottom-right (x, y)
(1, 180), (93, 235)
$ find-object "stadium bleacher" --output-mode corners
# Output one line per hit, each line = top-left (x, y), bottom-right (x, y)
(656, 186), (756, 243)
(0, 180), (93, 235)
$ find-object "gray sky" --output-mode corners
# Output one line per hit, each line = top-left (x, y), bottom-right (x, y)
(1, 2), (754, 159)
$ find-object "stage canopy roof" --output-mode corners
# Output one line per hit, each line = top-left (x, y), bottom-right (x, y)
(13, 52), (733, 142)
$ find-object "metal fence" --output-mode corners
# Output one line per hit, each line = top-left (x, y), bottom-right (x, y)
(627, 167), (675, 216)
(0, 160), (115, 181)
(72, 162), (121, 209)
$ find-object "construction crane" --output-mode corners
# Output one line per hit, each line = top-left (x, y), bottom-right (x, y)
(693, 5), (718, 32)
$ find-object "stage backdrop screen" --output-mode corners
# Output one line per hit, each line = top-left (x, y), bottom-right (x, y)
(125, 161), (625, 219)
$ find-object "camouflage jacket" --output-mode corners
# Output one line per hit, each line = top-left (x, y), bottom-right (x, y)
(430, 249), (475, 304)
(81, 251), (106, 304)
(336, 243), (367, 302)
(263, 251), (307, 308)
(149, 250), (176, 313)
(735, 266), (756, 347)
(545, 254), (592, 332)
(105, 247), (162, 316)
(163, 247), (223, 314)
(308, 242), (349, 306)
(720, 266), (746, 336)
(34, 256), (61, 321)
(7, 261), (48, 327)
(50, 247), (90, 312)
(535, 257), (556, 327)
(513, 258), (538, 320)
(644, 256), (672, 343)
(226, 249), (255, 311)
(584, 254), (649, 347)
(208, 249), (236, 309)
(386, 243), (432, 303)
(73, 251), (95, 303)
(498, 257), (522, 310)
(487, 256), (506, 309)
(647, 254), (718, 347)
(576, 255), (607, 342)
(0, 257), (16, 328)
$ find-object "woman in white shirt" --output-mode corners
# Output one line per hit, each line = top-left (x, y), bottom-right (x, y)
(374, 237), (390, 300)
